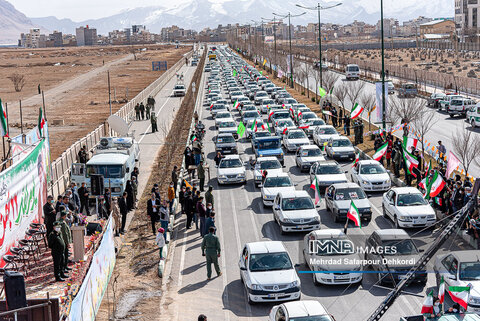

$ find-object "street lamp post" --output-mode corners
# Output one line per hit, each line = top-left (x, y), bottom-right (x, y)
(380, 0), (386, 130)
(274, 11), (306, 88)
(261, 16), (278, 75)
(296, 2), (341, 88)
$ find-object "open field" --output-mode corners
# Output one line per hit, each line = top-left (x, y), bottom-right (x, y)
(0, 44), (191, 159)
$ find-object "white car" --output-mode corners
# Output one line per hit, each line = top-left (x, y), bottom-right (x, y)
(253, 157), (284, 187)
(295, 145), (325, 172)
(217, 155), (246, 185)
(325, 136), (356, 161)
(230, 91), (244, 102)
(297, 111), (318, 126)
(325, 182), (372, 223)
(239, 241), (301, 304)
(261, 173), (295, 207)
(274, 119), (296, 136)
(283, 129), (310, 152)
(260, 99), (275, 114)
(351, 160), (391, 191)
(309, 161), (348, 190)
(382, 187), (436, 228)
(273, 191), (321, 234)
(433, 251), (480, 313)
(303, 229), (363, 285)
(246, 118), (267, 137)
(210, 104), (228, 118)
(467, 104), (480, 128)
(215, 112), (233, 128)
(302, 119), (326, 137)
(217, 119), (238, 139)
(269, 301), (334, 321)
(313, 125), (340, 147)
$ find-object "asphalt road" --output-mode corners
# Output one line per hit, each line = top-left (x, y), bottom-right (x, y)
(302, 61), (480, 177)
(160, 58), (472, 321)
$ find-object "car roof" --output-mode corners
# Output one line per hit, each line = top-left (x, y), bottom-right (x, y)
(312, 229), (346, 239)
(283, 300), (328, 318)
(223, 154), (240, 160)
(300, 144), (320, 150)
(391, 187), (422, 194)
(331, 136), (350, 141)
(373, 229), (410, 240)
(217, 133), (234, 137)
(88, 153), (129, 165)
(247, 241), (286, 254)
(331, 182), (360, 189)
(449, 250), (480, 262)
(266, 172), (289, 178)
(257, 156), (279, 162)
(318, 160), (339, 166)
(358, 160), (381, 166)
(278, 190), (309, 199)
(317, 125), (336, 129)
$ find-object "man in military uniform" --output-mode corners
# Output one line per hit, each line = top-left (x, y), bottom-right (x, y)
(198, 161), (205, 192)
(147, 96), (156, 111)
(48, 221), (67, 281)
(58, 211), (72, 274)
(201, 226), (222, 280)
(139, 102), (145, 120)
(151, 113), (158, 133)
(135, 103), (141, 120)
(205, 185), (214, 209)
(145, 103), (151, 120)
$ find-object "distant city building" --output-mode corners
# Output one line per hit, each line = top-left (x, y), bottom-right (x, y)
(49, 31), (63, 47)
(419, 19), (455, 39)
(76, 25), (97, 46)
(455, 0), (480, 41)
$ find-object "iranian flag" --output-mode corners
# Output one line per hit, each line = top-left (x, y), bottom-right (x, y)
(429, 171), (446, 198)
(421, 290), (434, 314)
(322, 110), (332, 116)
(298, 125), (309, 129)
(297, 111), (303, 121)
(251, 120), (258, 133)
(402, 146), (419, 177)
(438, 276), (445, 304)
(0, 99), (8, 138)
(310, 177), (321, 205)
(289, 107), (294, 118)
(372, 142), (388, 161)
(352, 153), (359, 167)
(37, 107), (45, 137)
(350, 103), (364, 119)
(403, 136), (419, 153)
(419, 176), (428, 192)
(191, 135), (197, 142)
(233, 100), (240, 109)
(268, 110), (274, 120)
(448, 286), (470, 309)
(209, 103), (214, 110)
(282, 127), (288, 135)
(347, 201), (361, 227)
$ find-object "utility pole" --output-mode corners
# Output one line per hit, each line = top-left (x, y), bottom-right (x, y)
(380, 0), (386, 130)
(296, 2), (342, 88)
(108, 71), (112, 115)
(262, 16), (279, 77)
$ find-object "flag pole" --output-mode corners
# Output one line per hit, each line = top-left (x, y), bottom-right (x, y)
(42, 90), (47, 121)
(5, 102), (11, 166)
(343, 218), (349, 235)
(19, 100), (24, 144)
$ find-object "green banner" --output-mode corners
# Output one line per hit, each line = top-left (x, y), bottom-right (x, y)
(237, 122), (246, 138)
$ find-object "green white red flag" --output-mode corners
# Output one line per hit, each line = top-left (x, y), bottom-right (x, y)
(352, 153), (359, 167)
(347, 201), (361, 227)
(372, 142), (388, 161)
(428, 171), (446, 198)
(448, 286), (470, 309)
(233, 100), (240, 109)
(322, 110), (332, 116)
(309, 177), (321, 205)
(37, 107), (45, 137)
(0, 99), (8, 137)
(350, 103), (364, 119)
(421, 290), (434, 314)
(438, 276), (445, 304)
(403, 136), (419, 153)
(268, 110), (274, 120)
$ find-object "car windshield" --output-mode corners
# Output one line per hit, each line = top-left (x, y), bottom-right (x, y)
(348, 66), (359, 72)
(273, 112), (290, 119)
(217, 113), (230, 118)
(175, 85), (184, 89)
(87, 165), (123, 178)
(257, 92), (268, 97)
(281, 197), (314, 210)
(360, 164), (386, 174)
(259, 160), (282, 170)
(249, 252), (293, 272)
(314, 237), (349, 256)
(288, 131), (307, 139)
(263, 176), (292, 187)
(217, 136), (235, 144)
(285, 99), (297, 104)
(254, 132), (271, 138)
(303, 113), (316, 119)
(397, 193), (428, 206)
(231, 91), (242, 95)
(219, 122), (235, 128)
(213, 105), (225, 110)
(278, 120), (294, 127)
(263, 100), (274, 104)
(301, 149), (322, 157)
(316, 164), (342, 175)
(317, 128), (337, 135)
(245, 111), (259, 117)
(332, 139), (352, 147)
(334, 188), (366, 200)
(219, 159), (242, 168)
(244, 106), (257, 111)
(381, 239), (418, 255)
(310, 119), (326, 126)
(451, 100), (464, 106)
(258, 140), (281, 149)
(459, 262), (480, 281)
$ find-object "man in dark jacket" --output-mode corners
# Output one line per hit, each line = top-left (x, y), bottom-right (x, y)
(147, 193), (161, 235)
(172, 165), (179, 196)
(44, 195), (56, 236)
(184, 191), (194, 229)
(48, 221), (67, 281)
(119, 192), (128, 234)
(197, 196), (207, 237)
(139, 102), (145, 120)
(78, 182), (90, 215)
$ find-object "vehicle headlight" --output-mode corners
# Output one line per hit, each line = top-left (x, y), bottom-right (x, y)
(313, 216), (321, 222)
(428, 214), (436, 220)
(280, 152), (284, 156)
(250, 284), (262, 290)
(219, 175), (227, 179)
(255, 175), (262, 180)
(399, 216), (412, 221)
(385, 179), (391, 184)
(259, 154), (264, 157)
(469, 296), (480, 304)
(282, 218), (293, 223)
(289, 280), (300, 288)
(338, 210), (348, 214)
(237, 173), (245, 178)
(362, 180), (370, 185)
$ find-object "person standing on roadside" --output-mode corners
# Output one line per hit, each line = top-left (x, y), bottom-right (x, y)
(156, 228), (166, 259)
(159, 200), (169, 243)
(119, 192), (128, 234)
(179, 186), (186, 214)
(168, 182), (175, 213)
(78, 182), (90, 215)
(58, 211), (72, 275)
(198, 161), (205, 192)
(205, 185), (214, 209)
(111, 197), (121, 236)
(139, 102), (145, 120)
(201, 226), (222, 280)
(344, 114), (351, 136)
(185, 191), (194, 229)
(48, 221), (66, 282)
(145, 103), (151, 120)
(171, 165), (179, 196)
(437, 141), (446, 159)
(135, 103), (141, 120)
(197, 196), (207, 237)
(44, 195), (56, 236)
(147, 193), (161, 235)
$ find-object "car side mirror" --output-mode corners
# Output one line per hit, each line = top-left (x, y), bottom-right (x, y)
(446, 273), (456, 280)
(239, 259), (246, 270)
(258, 184), (263, 188)
(344, 170), (348, 174)
(274, 205), (280, 210)
(419, 249), (425, 253)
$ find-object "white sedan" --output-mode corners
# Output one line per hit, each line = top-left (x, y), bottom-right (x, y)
(313, 125), (340, 147)
(382, 187), (437, 228)
(261, 173), (296, 207)
(295, 145), (325, 172)
(282, 129), (310, 152)
(217, 155), (246, 185)
(253, 157), (284, 187)
(269, 300), (334, 321)
(351, 160), (391, 192)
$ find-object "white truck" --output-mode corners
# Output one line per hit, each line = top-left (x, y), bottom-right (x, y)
(173, 82), (186, 97)
(71, 137), (140, 198)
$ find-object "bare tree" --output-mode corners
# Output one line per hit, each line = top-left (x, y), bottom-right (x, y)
(346, 81), (366, 107)
(334, 84), (348, 112)
(8, 73), (26, 92)
(411, 104), (437, 158)
(323, 72), (340, 102)
(360, 94), (376, 131)
(312, 68), (321, 101)
(453, 126), (480, 176)
(303, 60), (311, 98)
(293, 58), (303, 91)
(388, 97), (423, 128)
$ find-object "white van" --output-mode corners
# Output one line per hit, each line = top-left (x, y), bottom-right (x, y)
(345, 64), (360, 80)
(467, 104), (480, 128)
